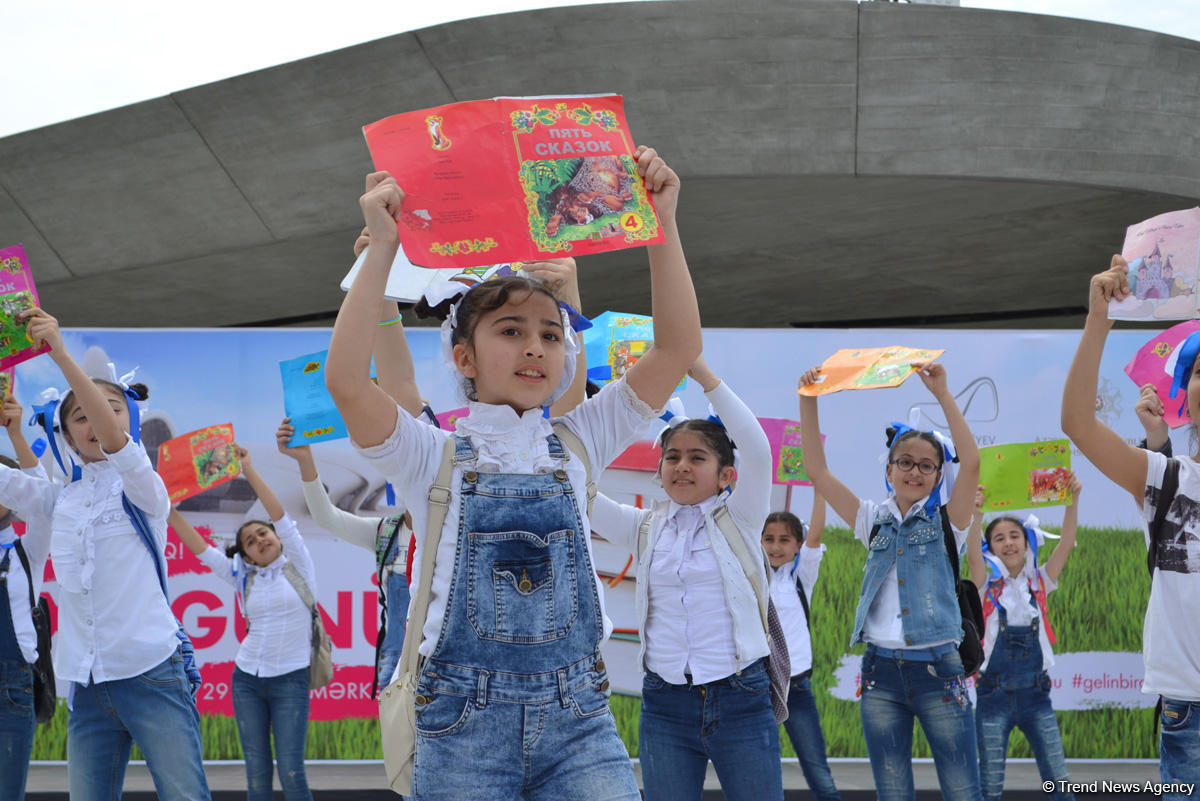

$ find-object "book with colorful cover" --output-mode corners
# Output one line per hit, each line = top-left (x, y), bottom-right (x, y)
(978, 439), (1072, 512)
(1124, 320), (1200, 428)
(797, 347), (945, 396)
(582, 310), (684, 390)
(158, 424), (240, 503)
(1108, 207), (1200, 321)
(0, 370), (13, 399)
(757, 418), (823, 486)
(280, 350), (353, 446)
(362, 94), (663, 269)
(0, 245), (51, 370)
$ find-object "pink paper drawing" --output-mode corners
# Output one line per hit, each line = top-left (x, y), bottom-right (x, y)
(1123, 320), (1200, 428)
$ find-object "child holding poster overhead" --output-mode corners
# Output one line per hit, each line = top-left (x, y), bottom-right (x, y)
(170, 440), (317, 801)
(762, 497), (842, 801)
(325, 149), (699, 800)
(967, 478), (1081, 801)
(798, 361), (983, 801)
(1061, 257), (1200, 801)
(16, 307), (210, 801)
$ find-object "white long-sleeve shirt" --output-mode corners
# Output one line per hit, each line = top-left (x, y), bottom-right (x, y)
(354, 376), (660, 659)
(300, 478), (383, 554)
(769, 544), (825, 676)
(0, 463), (55, 664)
(589, 380), (774, 684)
(198, 514), (316, 677)
(36, 436), (179, 683)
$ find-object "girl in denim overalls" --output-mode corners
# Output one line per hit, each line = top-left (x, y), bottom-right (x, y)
(966, 477), (1081, 801)
(326, 151), (701, 800)
(799, 361), (983, 801)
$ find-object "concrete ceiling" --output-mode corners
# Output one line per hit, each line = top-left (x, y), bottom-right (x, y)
(2, 0), (1197, 330)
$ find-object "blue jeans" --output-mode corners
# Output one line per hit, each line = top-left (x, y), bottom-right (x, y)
(782, 672), (841, 801)
(976, 672), (1071, 801)
(639, 659), (784, 801)
(67, 649), (210, 801)
(232, 665), (313, 801)
(859, 644), (981, 801)
(376, 570), (409, 689)
(0, 660), (36, 801)
(1160, 697), (1200, 801)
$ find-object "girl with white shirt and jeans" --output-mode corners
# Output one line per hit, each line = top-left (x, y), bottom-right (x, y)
(18, 307), (210, 801)
(799, 361), (982, 801)
(761, 500), (842, 801)
(171, 440), (317, 801)
(589, 356), (780, 801)
(0, 396), (54, 801)
(326, 152), (700, 801)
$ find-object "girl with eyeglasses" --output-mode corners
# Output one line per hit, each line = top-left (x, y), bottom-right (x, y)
(797, 361), (983, 801)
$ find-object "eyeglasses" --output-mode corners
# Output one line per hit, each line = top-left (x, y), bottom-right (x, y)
(890, 457), (940, 476)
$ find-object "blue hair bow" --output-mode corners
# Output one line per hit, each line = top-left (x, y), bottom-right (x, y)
(1168, 330), (1200, 419)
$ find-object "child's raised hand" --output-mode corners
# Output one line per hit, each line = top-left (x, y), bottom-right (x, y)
(912, 361), (948, 397)
(353, 226), (371, 258)
(686, 355), (719, 390)
(798, 366), (822, 388)
(18, 307), (63, 353)
(1135, 383), (1166, 431)
(275, 418), (312, 461)
(359, 172), (405, 246)
(1088, 255), (1131, 320)
(1067, 471), (1083, 502)
(521, 258), (578, 301)
(634, 146), (680, 220)
(233, 443), (251, 468)
(1, 395), (21, 429)
(974, 484), (986, 512)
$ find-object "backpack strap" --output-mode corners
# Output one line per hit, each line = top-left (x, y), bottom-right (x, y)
(794, 571), (811, 630)
(14, 539), (36, 611)
(550, 422), (594, 519)
(940, 505), (961, 580)
(394, 437), (456, 685)
(637, 513), (653, 558)
(1148, 458), (1180, 578)
(281, 560), (319, 617)
(712, 505), (770, 631)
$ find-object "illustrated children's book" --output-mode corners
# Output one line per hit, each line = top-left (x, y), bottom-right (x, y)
(1124, 320), (1200, 428)
(158, 424), (240, 503)
(0, 245), (51, 370)
(757, 418), (822, 486)
(796, 347), (945, 396)
(582, 311), (684, 390)
(978, 440), (1073, 512)
(1108, 207), (1200, 321)
(280, 350), (357, 446)
(0, 370), (13, 399)
(362, 94), (663, 269)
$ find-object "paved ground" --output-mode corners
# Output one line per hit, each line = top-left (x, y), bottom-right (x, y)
(26, 757), (1164, 799)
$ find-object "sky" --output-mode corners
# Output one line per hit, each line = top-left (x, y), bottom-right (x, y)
(1, 0), (1197, 139)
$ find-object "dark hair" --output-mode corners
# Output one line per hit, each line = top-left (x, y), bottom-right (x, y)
(885, 427), (944, 469)
(0, 455), (18, 470)
(763, 511), (805, 541)
(59, 379), (150, 430)
(225, 519), (276, 559)
(983, 515), (1026, 550)
(659, 419), (737, 472)
(585, 381), (602, 399)
(414, 276), (560, 400)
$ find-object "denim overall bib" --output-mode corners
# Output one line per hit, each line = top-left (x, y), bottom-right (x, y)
(976, 603), (1072, 801)
(412, 434), (638, 801)
(0, 546), (37, 800)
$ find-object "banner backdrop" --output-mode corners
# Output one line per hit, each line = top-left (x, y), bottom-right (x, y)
(8, 326), (1170, 725)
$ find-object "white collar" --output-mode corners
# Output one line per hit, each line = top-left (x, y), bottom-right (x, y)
(882, 493), (933, 522)
(455, 401), (552, 439)
(665, 493), (721, 523)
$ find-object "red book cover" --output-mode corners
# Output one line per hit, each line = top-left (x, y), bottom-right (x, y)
(363, 94), (663, 268)
(157, 424), (240, 503)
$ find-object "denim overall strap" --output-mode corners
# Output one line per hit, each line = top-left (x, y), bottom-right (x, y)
(0, 548), (21, 663)
(428, 433), (603, 688)
(981, 603), (1044, 689)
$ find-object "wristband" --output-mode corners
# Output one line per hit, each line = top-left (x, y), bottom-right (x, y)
(378, 314), (403, 326)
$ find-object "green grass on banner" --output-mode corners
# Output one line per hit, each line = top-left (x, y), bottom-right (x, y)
(30, 526), (1156, 761)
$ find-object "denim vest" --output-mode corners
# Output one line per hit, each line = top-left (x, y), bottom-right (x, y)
(850, 504), (962, 647)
